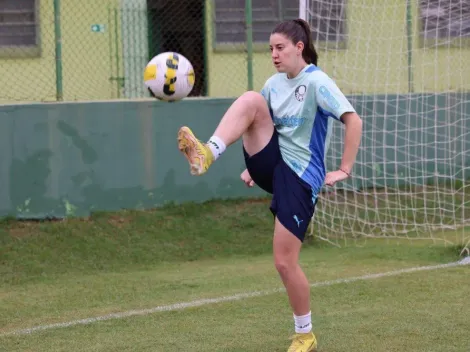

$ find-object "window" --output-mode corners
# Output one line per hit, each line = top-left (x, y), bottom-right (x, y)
(419, 0), (470, 46)
(0, 0), (40, 57)
(212, 0), (347, 50)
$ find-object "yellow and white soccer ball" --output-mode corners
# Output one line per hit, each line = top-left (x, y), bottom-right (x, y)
(143, 52), (195, 102)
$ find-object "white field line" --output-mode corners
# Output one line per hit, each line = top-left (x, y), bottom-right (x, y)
(2, 258), (469, 337)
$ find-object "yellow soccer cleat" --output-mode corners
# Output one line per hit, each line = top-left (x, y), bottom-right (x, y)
(287, 332), (318, 352)
(177, 126), (214, 175)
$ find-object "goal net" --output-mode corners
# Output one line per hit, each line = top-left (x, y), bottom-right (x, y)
(298, 0), (470, 245)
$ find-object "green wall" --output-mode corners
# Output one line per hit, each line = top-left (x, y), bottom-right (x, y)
(0, 99), (267, 219)
(1, 95), (469, 219)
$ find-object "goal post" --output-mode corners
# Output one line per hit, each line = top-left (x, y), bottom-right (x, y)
(297, 0), (470, 246)
(299, 0), (308, 20)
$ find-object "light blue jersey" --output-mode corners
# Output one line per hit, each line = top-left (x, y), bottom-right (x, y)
(260, 64), (355, 199)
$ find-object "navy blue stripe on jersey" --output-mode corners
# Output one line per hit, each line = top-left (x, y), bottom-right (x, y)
(305, 65), (320, 73)
(318, 105), (343, 122)
(301, 108), (331, 196)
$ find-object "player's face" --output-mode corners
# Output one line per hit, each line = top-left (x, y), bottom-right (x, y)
(269, 33), (303, 74)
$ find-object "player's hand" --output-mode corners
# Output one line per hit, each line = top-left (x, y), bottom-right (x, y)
(240, 169), (255, 187)
(324, 169), (350, 187)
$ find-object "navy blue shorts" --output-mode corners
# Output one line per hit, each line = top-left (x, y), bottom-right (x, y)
(243, 131), (317, 242)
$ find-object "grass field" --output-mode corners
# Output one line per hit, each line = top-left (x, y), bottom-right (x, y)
(1, 198), (469, 351)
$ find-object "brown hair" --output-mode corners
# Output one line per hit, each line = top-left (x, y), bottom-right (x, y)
(271, 19), (318, 66)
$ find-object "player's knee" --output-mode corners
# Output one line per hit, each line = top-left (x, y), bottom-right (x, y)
(274, 257), (295, 278)
(239, 91), (266, 110)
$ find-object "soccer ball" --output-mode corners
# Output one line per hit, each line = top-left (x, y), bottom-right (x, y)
(143, 52), (195, 102)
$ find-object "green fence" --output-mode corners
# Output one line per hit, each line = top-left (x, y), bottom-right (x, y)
(2, 1), (470, 103)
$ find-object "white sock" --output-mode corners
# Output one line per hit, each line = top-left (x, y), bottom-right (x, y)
(294, 311), (312, 334)
(207, 136), (226, 161)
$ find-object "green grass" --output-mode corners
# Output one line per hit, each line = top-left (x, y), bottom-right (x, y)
(0, 198), (276, 286)
(0, 198), (469, 351)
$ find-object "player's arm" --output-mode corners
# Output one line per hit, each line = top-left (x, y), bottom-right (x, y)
(337, 111), (362, 177)
(314, 74), (363, 186)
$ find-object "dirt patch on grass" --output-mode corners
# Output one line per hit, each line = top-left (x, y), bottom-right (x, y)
(7, 222), (40, 238)
(108, 216), (132, 228)
(232, 198), (270, 211)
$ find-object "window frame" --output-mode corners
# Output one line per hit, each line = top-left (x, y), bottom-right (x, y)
(418, 0), (470, 48)
(0, 0), (41, 58)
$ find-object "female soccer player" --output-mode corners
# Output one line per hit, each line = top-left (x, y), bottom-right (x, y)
(177, 19), (362, 352)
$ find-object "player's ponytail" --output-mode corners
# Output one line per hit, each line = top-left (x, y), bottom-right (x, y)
(272, 18), (318, 66)
(293, 19), (318, 66)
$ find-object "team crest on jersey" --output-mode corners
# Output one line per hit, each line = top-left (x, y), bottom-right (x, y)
(295, 85), (307, 102)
